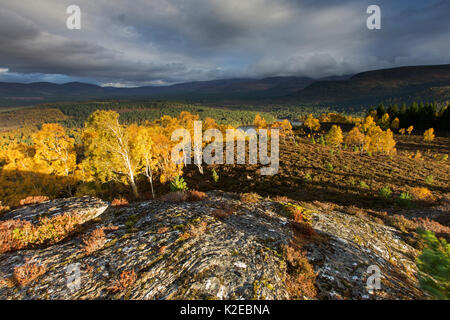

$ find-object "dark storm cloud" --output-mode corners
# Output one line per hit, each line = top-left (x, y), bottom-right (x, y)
(0, 0), (449, 86)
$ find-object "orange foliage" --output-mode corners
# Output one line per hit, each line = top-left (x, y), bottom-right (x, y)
(111, 198), (129, 207)
(19, 196), (49, 206)
(107, 270), (137, 293)
(0, 213), (85, 253)
(13, 259), (47, 287)
(410, 187), (434, 201)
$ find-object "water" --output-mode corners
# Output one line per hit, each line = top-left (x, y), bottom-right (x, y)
(237, 125), (256, 133)
(276, 119), (303, 127)
(237, 119), (303, 133)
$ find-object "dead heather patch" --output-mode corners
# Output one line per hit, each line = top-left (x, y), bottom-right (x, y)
(107, 270), (137, 293)
(387, 214), (417, 233)
(412, 217), (450, 238)
(82, 225), (118, 255)
(160, 190), (208, 203)
(188, 221), (209, 236)
(111, 198), (129, 207)
(0, 219), (29, 253)
(273, 195), (291, 203)
(187, 190), (208, 201)
(240, 192), (262, 203)
(157, 226), (170, 234)
(12, 259), (47, 287)
(312, 200), (341, 211)
(211, 208), (233, 220)
(19, 196), (49, 207)
(0, 213), (86, 254)
(282, 244), (317, 299)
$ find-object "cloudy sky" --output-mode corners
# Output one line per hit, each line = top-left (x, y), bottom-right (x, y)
(0, 0), (449, 86)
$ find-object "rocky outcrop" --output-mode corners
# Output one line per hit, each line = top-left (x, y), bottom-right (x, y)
(0, 191), (426, 300)
(0, 196), (108, 225)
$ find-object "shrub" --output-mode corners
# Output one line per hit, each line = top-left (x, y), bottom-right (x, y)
(425, 175), (434, 185)
(378, 186), (392, 199)
(360, 181), (369, 189)
(160, 190), (207, 202)
(240, 192), (262, 203)
(411, 187), (434, 201)
(187, 190), (208, 201)
(319, 135), (325, 146)
(0, 202), (10, 214)
(170, 176), (188, 192)
(303, 173), (312, 183)
(416, 230), (449, 300)
(397, 192), (413, 208)
(407, 125), (413, 135)
(283, 203), (305, 222)
(211, 169), (219, 183)
(13, 259), (47, 287)
(111, 198), (129, 207)
(326, 163), (334, 172)
(414, 150), (422, 161)
(423, 128), (435, 142)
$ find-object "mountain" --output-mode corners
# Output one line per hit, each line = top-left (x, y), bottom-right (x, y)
(0, 64), (449, 107)
(0, 76), (320, 101)
(293, 64), (450, 105)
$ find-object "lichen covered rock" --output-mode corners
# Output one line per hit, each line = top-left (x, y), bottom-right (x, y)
(0, 192), (426, 299)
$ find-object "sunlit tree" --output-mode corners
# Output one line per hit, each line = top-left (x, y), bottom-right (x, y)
(325, 125), (343, 148)
(423, 128), (435, 142)
(407, 125), (414, 135)
(304, 114), (320, 134)
(82, 110), (141, 198)
(345, 127), (365, 153)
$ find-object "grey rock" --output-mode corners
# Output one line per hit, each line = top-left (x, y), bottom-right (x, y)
(0, 191), (425, 300)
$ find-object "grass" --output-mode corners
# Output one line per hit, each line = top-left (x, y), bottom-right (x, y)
(416, 230), (450, 300)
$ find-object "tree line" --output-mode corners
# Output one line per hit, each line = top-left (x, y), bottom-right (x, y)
(369, 102), (449, 132)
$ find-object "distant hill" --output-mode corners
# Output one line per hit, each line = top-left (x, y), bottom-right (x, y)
(0, 64), (449, 107)
(293, 65), (450, 106)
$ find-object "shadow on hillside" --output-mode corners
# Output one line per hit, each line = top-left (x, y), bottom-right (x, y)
(0, 169), (135, 210)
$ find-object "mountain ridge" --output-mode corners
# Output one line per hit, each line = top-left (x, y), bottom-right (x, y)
(1, 64), (449, 107)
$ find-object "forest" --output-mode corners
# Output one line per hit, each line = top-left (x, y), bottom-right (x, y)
(1, 100), (447, 209)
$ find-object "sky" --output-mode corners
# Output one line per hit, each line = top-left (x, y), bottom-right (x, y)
(0, 0), (449, 87)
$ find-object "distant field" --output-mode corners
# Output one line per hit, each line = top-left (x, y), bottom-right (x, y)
(0, 101), (280, 131)
(0, 107), (67, 132)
